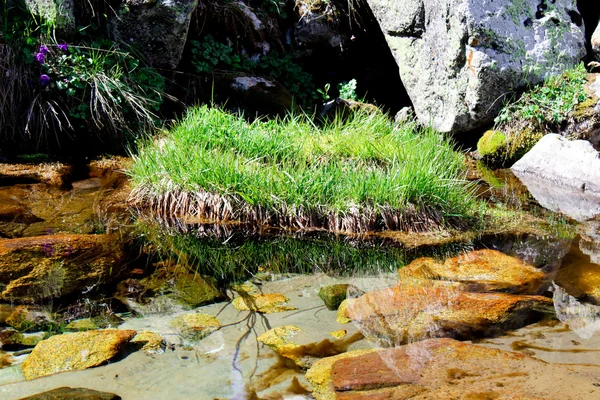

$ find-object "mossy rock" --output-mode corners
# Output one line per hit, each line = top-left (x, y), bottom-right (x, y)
(318, 284), (364, 311)
(477, 130), (508, 166)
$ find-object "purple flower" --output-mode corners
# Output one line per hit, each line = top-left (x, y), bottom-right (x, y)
(39, 45), (49, 54)
(35, 52), (45, 64)
(40, 74), (50, 86)
(58, 43), (68, 51)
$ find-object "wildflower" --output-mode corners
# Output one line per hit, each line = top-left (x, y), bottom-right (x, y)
(39, 45), (49, 54)
(40, 74), (50, 86)
(35, 52), (45, 64)
(58, 43), (68, 51)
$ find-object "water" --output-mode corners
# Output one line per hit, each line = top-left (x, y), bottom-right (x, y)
(1, 160), (600, 399)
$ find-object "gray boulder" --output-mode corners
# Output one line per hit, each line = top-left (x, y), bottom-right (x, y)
(593, 20), (600, 60)
(511, 134), (600, 221)
(366, 0), (586, 133)
(111, 0), (198, 69)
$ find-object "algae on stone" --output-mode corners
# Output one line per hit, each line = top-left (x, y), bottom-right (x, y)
(232, 293), (297, 314)
(169, 313), (220, 342)
(22, 329), (136, 380)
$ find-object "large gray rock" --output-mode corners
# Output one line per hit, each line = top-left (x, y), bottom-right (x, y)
(511, 134), (600, 221)
(366, 0), (586, 133)
(593, 20), (600, 60)
(111, 0), (198, 69)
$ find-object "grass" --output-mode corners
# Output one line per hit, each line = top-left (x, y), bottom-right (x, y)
(130, 106), (479, 233)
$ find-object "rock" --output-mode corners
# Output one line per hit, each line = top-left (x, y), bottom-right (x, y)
(257, 325), (306, 367)
(476, 130), (509, 166)
(225, 74), (297, 116)
(329, 330), (346, 339)
(593, 21), (600, 60)
(512, 134), (600, 193)
(111, 0), (198, 69)
(19, 387), (121, 400)
(0, 162), (72, 188)
(365, 0), (586, 133)
(336, 299), (350, 324)
(22, 329), (136, 380)
(294, 1), (347, 50)
(343, 284), (552, 346)
(0, 328), (48, 348)
(319, 98), (381, 122)
(318, 284), (364, 311)
(0, 234), (126, 303)
(65, 319), (99, 332)
(131, 330), (165, 354)
(135, 262), (224, 308)
(307, 338), (600, 400)
(552, 283), (600, 339)
(399, 249), (545, 294)
(4, 306), (54, 332)
(394, 106), (414, 124)
(169, 313), (220, 342)
(1, 350), (13, 369)
(555, 243), (600, 305)
(23, 0), (75, 35)
(232, 293), (297, 314)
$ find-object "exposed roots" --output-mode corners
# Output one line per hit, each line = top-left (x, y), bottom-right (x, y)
(130, 185), (469, 235)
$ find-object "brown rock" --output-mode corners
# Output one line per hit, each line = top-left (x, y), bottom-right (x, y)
(306, 338), (600, 400)
(399, 249), (545, 294)
(5, 305), (54, 331)
(344, 284), (552, 346)
(22, 329), (136, 380)
(318, 284), (364, 311)
(131, 330), (166, 354)
(0, 234), (126, 303)
(555, 243), (600, 305)
(0, 163), (72, 188)
(19, 387), (121, 399)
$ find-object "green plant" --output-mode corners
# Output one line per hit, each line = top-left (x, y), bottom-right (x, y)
(190, 35), (317, 107)
(130, 106), (478, 233)
(338, 79), (358, 100)
(317, 83), (331, 101)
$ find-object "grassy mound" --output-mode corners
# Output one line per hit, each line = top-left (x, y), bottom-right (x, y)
(130, 106), (478, 233)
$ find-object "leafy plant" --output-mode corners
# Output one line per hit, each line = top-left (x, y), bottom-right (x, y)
(338, 79), (358, 100)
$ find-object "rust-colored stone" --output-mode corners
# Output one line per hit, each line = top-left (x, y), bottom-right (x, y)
(399, 249), (544, 294)
(307, 338), (600, 400)
(0, 234), (126, 303)
(344, 284), (552, 346)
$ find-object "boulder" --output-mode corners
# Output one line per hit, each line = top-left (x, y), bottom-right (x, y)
(131, 330), (165, 354)
(306, 338), (600, 400)
(512, 134), (600, 193)
(294, 1), (347, 50)
(22, 329), (136, 380)
(365, 0), (586, 133)
(593, 20), (600, 60)
(398, 249), (545, 294)
(111, 0), (198, 69)
(19, 387), (121, 400)
(554, 242), (600, 305)
(343, 284), (552, 346)
(0, 234), (126, 303)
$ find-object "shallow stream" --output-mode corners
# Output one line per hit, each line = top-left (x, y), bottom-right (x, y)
(0, 162), (599, 399)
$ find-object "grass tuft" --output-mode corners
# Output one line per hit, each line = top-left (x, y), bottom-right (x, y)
(129, 106), (478, 233)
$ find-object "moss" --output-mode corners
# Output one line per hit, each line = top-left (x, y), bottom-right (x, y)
(477, 130), (508, 166)
(572, 96), (599, 119)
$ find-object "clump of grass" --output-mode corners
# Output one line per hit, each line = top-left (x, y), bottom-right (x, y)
(490, 62), (589, 163)
(130, 106), (478, 233)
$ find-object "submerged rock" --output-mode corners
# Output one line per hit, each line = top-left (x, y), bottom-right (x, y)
(399, 249), (545, 294)
(318, 284), (364, 311)
(0, 234), (126, 303)
(0, 162), (72, 188)
(343, 284), (552, 346)
(19, 387), (121, 400)
(306, 338), (600, 400)
(232, 293), (297, 314)
(555, 243), (600, 305)
(552, 283), (600, 339)
(365, 0), (586, 133)
(257, 325), (306, 368)
(0, 328), (48, 348)
(169, 313), (220, 342)
(131, 330), (166, 354)
(22, 329), (136, 380)
(4, 305), (54, 332)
